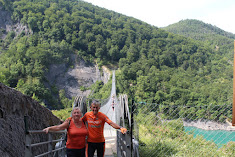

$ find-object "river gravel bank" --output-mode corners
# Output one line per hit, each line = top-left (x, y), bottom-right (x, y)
(183, 119), (235, 131)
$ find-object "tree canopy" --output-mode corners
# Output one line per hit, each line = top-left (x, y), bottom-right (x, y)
(0, 0), (233, 111)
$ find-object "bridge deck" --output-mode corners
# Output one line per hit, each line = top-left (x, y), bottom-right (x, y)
(103, 126), (117, 156)
(99, 100), (117, 156)
(98, 71), (117, 157)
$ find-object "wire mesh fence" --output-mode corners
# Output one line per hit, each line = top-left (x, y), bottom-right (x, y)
(133, 102), (235, 157)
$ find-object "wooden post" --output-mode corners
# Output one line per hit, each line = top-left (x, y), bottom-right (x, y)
(233, 40), (235, 126)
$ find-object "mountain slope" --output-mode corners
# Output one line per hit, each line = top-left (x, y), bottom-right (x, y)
(0, 1), (233, 110)
(163, 19), (235, 40)
(162, 19), (234, 56)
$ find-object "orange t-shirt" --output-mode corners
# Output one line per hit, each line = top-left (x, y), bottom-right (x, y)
(82, 112), (112, 143)
(66, 118), (88, 149)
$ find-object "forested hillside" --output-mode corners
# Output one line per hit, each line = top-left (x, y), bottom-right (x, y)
(0, 0), (233, 116)
(163, 19), (235, 57)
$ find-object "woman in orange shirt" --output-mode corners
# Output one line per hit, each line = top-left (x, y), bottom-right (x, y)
(43, 107), (88, 157)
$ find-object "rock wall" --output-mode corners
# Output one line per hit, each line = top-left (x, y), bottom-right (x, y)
(0, 7), (12, 31)
(0, 7), (31, 40)
(45, 57), (111, 99)
(0, 83), (61, 157)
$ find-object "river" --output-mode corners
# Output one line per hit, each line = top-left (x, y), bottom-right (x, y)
(184, 126), (235, 148)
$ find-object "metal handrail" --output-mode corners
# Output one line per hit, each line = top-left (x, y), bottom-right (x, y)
(26, 130), (66, 148)
(35, 146), (66, 157)
(27, 130), (66, 134)
(25, 130), (66, 157)
(117, 94), (140, 157)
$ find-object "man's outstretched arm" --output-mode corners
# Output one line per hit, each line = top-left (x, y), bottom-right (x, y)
(109, 122), (127, 134)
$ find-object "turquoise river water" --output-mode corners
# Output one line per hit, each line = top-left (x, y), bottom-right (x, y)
(184, 126), (235, 148)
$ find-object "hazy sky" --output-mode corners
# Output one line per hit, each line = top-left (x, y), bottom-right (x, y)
(83, 0), (235, 34)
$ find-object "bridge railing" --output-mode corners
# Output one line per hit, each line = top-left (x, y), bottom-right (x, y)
(24, 116), (66, 157)
(117, 94), (139, 157)
(133, 102), (235, 157)
(25, 130), (66, 157)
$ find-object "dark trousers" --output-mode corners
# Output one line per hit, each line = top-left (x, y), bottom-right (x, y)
(66, 147), (85, 157)
(87, 142), (105, 157)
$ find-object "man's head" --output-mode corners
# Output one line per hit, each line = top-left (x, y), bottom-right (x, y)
(90, 100), (101, 115)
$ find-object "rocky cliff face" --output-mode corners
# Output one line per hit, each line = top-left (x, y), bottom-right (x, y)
(45, 57), (111, 99)
(0, 83), (61, 157)
(0, 7), (12, 32)
(0, 7), (31, 39)
(0, 7), (31, 55)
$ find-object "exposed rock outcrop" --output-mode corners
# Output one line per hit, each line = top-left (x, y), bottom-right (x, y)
(0, 7), (31, 40)
(0, 83), (61, 157)
(0, 7), (12, 31)
(45, 57), (111, 99)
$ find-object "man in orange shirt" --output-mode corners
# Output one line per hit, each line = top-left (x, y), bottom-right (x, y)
(82, 100), (127, 157)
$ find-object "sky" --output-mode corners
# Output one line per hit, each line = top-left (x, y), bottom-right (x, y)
(83, 0), (235, 34)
